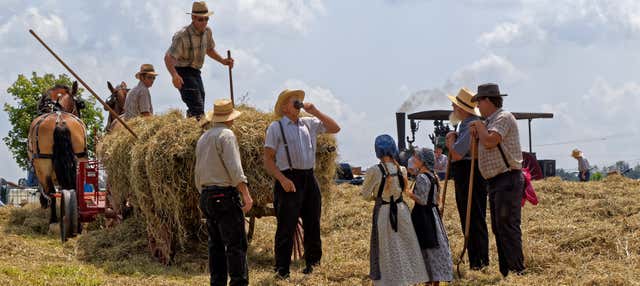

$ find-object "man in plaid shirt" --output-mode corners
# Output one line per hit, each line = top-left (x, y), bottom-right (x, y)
(469, 83), (525, 277)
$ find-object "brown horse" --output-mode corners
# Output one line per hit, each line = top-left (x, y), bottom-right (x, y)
(105, 81), (128, 132)
(28, 82), (88, 229)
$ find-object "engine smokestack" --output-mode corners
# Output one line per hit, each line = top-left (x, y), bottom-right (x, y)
(396, 112), (406, 151)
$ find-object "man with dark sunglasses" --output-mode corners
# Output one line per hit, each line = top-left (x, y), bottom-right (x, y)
(164, 1), (234, 120)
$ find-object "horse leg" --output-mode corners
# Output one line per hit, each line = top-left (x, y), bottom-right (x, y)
(50, 194), (58, 224)
(47, 179), (58, 224)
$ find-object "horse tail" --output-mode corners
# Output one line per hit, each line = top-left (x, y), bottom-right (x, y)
(52, 123), (77, 190)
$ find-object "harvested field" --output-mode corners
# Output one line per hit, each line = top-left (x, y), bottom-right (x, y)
(0, 176), (639, 285)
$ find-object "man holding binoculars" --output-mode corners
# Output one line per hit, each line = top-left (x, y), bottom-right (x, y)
(263, 89), (341, 279)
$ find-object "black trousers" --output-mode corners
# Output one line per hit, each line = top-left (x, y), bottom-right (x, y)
(273, 169), (322, 273)
(452, 160), (490, 268)
(487, 170), (525, 277)
(176, 66), (206, 118)
(200, 187), (249, 286)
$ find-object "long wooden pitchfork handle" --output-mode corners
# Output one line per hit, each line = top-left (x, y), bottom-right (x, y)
(439, 157), (452, 216)
(227, 50), (234, 107)
(29, 29), (138, 139)
(456, 138), (477, 277)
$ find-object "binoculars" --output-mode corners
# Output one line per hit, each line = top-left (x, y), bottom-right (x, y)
(293, 100), (304, 109)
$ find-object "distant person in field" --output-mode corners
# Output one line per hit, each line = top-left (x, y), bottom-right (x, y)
(408, 147), (453, 285)
(361, 134), (429, 285)
(164, 1), (234, 120)
(445, 87), (490, 270)
(572, 149), (591, 182)
(433, 146), (447, 180)
(263, 89), (340, 279)
(469, 83), (526, 277)
(123, 64), (157, 120)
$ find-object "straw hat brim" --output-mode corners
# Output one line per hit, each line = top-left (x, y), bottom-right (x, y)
(200, 110), (242, 126)
(274, 90), (305, 117)
(135, 71), (159, 79)
(571, 151), (583, 158)
(187, 11), (214, 16)
(447, 94), (481, 116)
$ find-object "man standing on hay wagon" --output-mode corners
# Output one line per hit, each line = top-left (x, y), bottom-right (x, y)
(123, 64), (157, 120)
(469, 83), (526, 277)
(445, 87), (490, 270)
(164, 1), (234, 120)
(195, 99), (253, 286)
(264, 89), (341, 278)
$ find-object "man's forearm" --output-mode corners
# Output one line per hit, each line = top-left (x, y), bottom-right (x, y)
(207, 48), (225, 64)
(236, 182), (249, 195)
(164, 53), (179, 77)
(310, 109), (340, 133)
(264, 154), (286, 182)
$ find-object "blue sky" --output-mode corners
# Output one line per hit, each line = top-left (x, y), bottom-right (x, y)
(2, 0), (640, 182)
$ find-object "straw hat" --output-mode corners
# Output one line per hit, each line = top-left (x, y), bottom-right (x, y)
(447, 87), (481, 116)
(187, 1), (214, 17)
(274, 89), (305, 118)
(135, 64), (158, 80)
(201, 99), (242, 126)
(571, 149), (583, 158)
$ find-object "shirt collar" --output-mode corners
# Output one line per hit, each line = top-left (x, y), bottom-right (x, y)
(485, 108), (503, 123)
(188, 23), (204, 35)
(281, 116), (300, 125)
(461, 115), (479, 124)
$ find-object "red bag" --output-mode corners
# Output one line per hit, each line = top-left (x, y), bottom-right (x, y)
(521, 168), (538, 207)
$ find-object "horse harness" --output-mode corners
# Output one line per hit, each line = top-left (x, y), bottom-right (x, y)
(29, 111), (88, 163)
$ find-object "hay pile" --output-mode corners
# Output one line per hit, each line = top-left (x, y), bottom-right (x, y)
(98, 106), (337, 261)
(438, 174), (640, 285)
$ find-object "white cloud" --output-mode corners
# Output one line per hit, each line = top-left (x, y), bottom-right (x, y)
(478, 0), (640, 47)
(0, 7), (68, 46)
(236, 0), (326, 34)
(478, 21), (547, 47)
(447, 54), (526, 88)
(398, 54), (525, 114)
(583, 78), (640, 128)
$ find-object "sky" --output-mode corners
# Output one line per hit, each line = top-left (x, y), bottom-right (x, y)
(2, 0), (640, 182)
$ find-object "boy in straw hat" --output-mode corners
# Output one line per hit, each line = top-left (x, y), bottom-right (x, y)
(164, 1), (234, 119)
(572, 148), (591, 181)
(123, 64), (157, 120)
(195, 99), (253, 286)
(444, 87), (490, 270)
(263, 89), (340, 278)
(469, 83), (525, 277)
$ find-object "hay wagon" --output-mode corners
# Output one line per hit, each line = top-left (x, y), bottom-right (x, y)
(99, 110), (337, 264)
(54, 160), (109, 242)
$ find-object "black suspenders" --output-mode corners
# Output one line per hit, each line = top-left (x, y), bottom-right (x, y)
(278, 120), (293, 171)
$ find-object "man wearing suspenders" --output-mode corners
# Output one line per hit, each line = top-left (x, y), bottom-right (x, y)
(164, 1), (234, 119)
(469, 83), (526, 277)
(263, 89), (341, 278)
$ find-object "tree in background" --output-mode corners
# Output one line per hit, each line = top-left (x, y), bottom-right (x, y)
(3, 72), (104, 171)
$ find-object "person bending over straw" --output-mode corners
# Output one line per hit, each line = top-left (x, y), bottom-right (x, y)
(195, 99), (253, 286)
